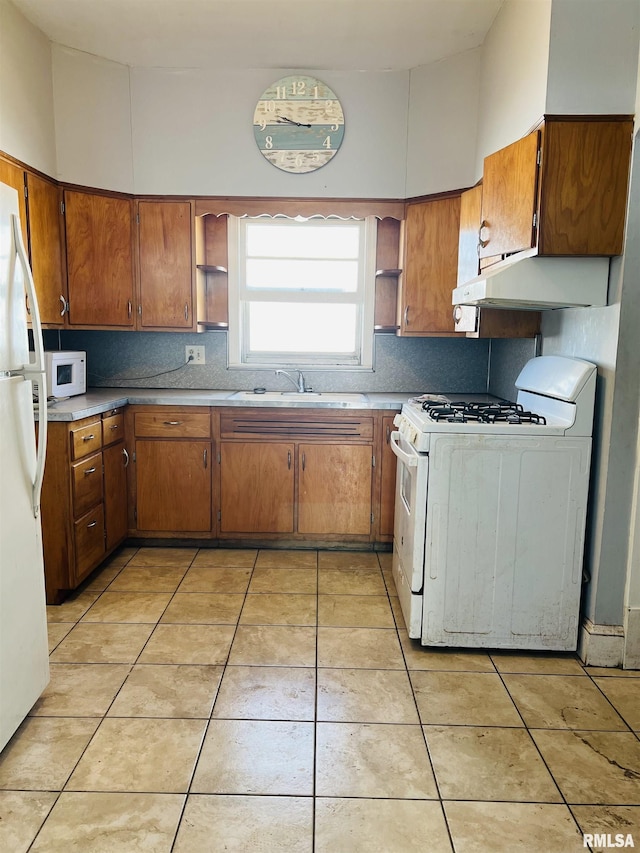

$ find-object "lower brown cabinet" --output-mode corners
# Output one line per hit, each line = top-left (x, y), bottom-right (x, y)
(41, 408), (128, 604)
(127, 407), (213, 536)
(216, 409), (381, 543)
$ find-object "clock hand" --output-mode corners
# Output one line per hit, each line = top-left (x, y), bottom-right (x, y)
(278, 115), (312, 128)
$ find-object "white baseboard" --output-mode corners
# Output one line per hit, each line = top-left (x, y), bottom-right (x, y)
(623, 608), (640, 669)
(578, 618), (625, 667)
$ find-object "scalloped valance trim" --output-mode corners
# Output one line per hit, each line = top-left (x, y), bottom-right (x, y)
(194, 197), (405, 220)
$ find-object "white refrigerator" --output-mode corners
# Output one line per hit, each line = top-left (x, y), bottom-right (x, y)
(0, 180), (49, 752)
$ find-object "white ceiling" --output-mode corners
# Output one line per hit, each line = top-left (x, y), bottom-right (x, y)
(11, 0), (504, 71)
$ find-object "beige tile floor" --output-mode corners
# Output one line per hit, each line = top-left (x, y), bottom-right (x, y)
(1, 546), (640, 852)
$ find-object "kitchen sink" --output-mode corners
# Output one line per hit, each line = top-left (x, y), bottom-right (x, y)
(227, 391), (368, 404)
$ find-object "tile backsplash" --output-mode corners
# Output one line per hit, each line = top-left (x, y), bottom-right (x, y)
(45, 330), (497, 395)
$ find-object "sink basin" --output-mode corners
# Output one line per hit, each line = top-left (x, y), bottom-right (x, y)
(228, 391), (368, 404)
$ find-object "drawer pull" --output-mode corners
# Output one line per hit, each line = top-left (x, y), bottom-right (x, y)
(109, 423), (120, 431)
(87, 520), (98, 529)
(164, 421), (183, 426)
(84, 467), (96, 476)
(82, 434), (95, 441)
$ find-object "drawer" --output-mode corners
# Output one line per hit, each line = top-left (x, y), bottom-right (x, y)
(134, 411), (211, 438)
(71, 451), (103, 518)
(102, 413), (124, 447)
(70, 420), (102, 460)
(74, 504), (105, 582)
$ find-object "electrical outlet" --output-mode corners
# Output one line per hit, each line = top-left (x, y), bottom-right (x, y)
(185, 345), (206, 365)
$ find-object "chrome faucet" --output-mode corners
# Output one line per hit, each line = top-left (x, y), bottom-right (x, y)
(275, 369), (311, 393)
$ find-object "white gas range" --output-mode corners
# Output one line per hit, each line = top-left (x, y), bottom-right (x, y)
(390, 355), (597, 651)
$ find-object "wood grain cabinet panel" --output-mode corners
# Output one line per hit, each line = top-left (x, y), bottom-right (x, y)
(70, 419), (102, 460)
(138, 200), (194, 329)
(71, 452), (103, 518)
(103, 441), (129, 551)
(41, 411), (128, 603)
(135, 439), (212, 532)
(478, 117), (633, 264)
(25, 172), (67, 327)
(220, 442), (294, 534)
(64, 190), (134, 327)
(298, 443), (373, 535)
(74, 505), (105, 583)
(399, 196), (461, 335)
(0, 157), (27, 246)
(479, 131), (540, 260)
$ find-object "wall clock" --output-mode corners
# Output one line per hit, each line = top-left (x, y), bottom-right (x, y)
(253, 75), (345, 174)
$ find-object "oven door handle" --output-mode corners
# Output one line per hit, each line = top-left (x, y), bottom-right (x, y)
(389, 431), (419, 468)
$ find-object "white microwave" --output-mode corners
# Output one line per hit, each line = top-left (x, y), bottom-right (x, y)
(42, 351), (87, 398)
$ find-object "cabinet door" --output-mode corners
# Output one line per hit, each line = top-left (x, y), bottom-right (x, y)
(457, 185), (483, 286)
(136, 439), (212, 532)
(65, 190), (134, 327)
(26, 173), (67, 326)
(298, 444), (372, 535)
(0, 158), (27, 246)
(220, 442), (294, 533)
(104, 441), (128, 550)
(399, 196), (461, 335)
(479, 131), (540, 260)
(138, 200), (194, 329)
(379, 417), (397, 537)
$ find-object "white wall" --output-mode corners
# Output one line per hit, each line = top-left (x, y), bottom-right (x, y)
(474, 0), (551, 178)
(405, 49), (481, 197)
(0, 0), (56, 175)
(52, 45), (134, 193)
(51, 51), (413, 197)
(51, 44), (489, 198)
(546, 0), (639, 114)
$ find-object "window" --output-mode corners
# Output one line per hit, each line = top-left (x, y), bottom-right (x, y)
(227, 216), (376, 368)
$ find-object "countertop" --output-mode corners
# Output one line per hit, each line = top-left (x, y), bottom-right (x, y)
(41, 388), (414, 421)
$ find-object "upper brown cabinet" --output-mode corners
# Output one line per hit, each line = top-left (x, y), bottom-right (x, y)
(64, 189), (135, 328)
(0, 157), (27, 246)
(398, 194), (461, 336)
(478, 116), (633, 266)
(137, 200), (195, 330)
(26, 172), (67, 327)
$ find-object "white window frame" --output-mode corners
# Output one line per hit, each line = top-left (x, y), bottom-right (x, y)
(227, 215), (377, 369)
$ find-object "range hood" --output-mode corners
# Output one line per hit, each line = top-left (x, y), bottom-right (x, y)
(452, 254), (610, 310)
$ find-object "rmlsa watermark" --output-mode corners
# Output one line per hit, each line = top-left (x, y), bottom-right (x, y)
(583, 834), (635, 849)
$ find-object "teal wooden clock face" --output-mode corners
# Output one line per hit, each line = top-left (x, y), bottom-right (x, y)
(253, 75), (345, 174)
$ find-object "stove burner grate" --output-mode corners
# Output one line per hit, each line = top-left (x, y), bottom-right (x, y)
(420, 399), (546, 426)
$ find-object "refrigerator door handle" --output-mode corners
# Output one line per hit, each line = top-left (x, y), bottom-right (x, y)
(12, 214), (45, 372)
(12, 214), (48, 517)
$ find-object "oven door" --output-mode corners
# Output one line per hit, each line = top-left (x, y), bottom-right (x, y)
(389, 431), (428, 637)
